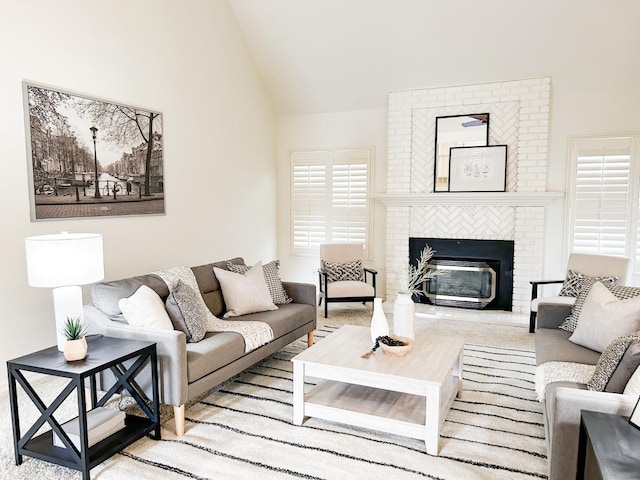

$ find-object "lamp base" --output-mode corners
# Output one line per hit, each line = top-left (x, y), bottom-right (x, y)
(52, 286), (83, 352)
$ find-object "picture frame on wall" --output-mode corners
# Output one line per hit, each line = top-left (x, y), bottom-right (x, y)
(23, 81), (165, 221)
(433, 113), (489, 192)
(448, 145), (507, 192)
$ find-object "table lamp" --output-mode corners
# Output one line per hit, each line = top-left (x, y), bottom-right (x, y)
(25, 232), (104, 351)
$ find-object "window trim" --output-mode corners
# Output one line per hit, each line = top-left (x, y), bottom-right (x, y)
(565, 133), (640, 275)
(289, 146), (374, 258)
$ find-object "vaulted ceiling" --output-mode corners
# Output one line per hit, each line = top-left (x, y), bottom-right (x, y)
(229, 0), (640, 115)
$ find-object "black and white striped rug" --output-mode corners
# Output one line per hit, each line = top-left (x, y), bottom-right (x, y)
(92, 325), (547, 479)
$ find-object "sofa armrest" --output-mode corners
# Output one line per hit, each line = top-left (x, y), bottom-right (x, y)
(536, 303), (572, 330)
(545, 385), (636, 480)
(83, 304), (188, 407)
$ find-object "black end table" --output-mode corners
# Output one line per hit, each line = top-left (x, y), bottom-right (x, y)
(577, 409), (640, 479)
(7, 335), (161, 480)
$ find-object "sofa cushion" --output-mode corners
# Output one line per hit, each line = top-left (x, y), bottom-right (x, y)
(185, 302), (315, 383)
(568, 281), (640, 352)
(186, 331), (246, 383)
(118, 285), (173, 330)
(228, 260), (293, 305)
(192, 258), (244, 317)
(323, 259), (363, 282)
(535, 328), (601, 366)
(213, 262), (277, 317)
(588, 333), (640, 392)
(91, 273), (169, 319)
(236, 303), (315, 338)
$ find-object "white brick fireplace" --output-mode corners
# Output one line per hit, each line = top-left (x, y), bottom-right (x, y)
(376, 77), (562, 314)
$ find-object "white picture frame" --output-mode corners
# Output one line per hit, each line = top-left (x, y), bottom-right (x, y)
(448, 145), (507, 192)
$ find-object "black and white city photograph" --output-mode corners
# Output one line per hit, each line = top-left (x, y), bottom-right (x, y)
(23, 82), (165, 220)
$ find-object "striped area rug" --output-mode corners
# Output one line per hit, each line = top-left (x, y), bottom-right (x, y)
(91, 325), (547, 479)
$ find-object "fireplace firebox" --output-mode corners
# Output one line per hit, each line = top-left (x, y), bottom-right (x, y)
(409, 238), (514, 311)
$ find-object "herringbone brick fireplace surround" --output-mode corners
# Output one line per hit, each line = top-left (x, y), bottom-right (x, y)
(377, 77), (561, 315)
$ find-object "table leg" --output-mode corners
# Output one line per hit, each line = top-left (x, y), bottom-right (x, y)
(292, 361), (304, 425)
(425, 385), (441, 455)
(7, 365), (22, 465)
(455, 349), (464, 398)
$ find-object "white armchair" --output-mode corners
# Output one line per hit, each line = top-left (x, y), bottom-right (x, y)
(318, 244), (377, 318)
(529, 252), (633, 333)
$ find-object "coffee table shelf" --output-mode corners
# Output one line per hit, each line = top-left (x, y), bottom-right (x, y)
(292, 325), (464, 455)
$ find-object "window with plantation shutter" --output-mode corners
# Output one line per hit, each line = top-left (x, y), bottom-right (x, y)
(566, 135), (640, 275)
(290, 148), (373, 256)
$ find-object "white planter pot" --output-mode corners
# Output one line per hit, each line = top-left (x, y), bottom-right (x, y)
(64, 337), (88, 362)
(370, 297), (389, 343)
(393, 293), (416, 340)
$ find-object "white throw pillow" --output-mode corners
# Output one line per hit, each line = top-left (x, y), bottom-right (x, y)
(569, 281), (640, 352)
(213, 261), (278, 317)
(118, 285), (173, 330)
(623, 366), (640, 396)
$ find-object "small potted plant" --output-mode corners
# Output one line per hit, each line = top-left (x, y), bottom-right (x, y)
(61, 316), (88, 361)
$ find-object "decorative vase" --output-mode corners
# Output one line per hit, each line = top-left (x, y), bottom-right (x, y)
(64, 337), (88, 361)
(370, 297), (389, 343)
(393, 293), (416, 340)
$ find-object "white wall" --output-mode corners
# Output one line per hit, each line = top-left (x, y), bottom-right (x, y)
(277, 109), (387, 293)
(0, 0), (276, 389)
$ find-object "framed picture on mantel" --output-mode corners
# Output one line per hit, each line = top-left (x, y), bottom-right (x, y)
(448, 145), (507, 192)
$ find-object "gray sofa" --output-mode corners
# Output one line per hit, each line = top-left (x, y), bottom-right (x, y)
(535, 303), (636, 480)
(83, 257), (316, 435)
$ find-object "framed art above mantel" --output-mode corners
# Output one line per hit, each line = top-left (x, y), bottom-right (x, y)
(448, 145), (507, 192)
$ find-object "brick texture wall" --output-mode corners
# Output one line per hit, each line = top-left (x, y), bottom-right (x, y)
(385, 77), (551, 314)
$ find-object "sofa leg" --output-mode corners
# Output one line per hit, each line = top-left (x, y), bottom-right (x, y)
(307, 331), (314, 347)
(174, 404), (185, 435)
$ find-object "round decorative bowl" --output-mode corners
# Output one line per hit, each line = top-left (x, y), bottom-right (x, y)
(380, 337), (412, 357)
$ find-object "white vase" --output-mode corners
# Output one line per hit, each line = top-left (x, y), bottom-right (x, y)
(393, 293), (416, 340)
(370, 297), (389, 343)
(64, 337), (88, 361)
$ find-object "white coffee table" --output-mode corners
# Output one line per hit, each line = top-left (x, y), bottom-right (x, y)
(292, 325), (464, 455)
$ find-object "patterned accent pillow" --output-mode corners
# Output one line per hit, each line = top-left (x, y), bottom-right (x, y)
(560, 281), (640, 332)
(322, 259), (363, 282)
(168, 279), (208, 342)
(588, 333), (640, 392)
(228, 260), (292, 305)
(558, 269), (618, 297)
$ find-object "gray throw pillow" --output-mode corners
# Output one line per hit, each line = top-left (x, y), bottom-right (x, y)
(228, 260), (292, 305)
(168, 279), (208, 342)
(588, 333), (640, 392)
(165, 292), (192, 342)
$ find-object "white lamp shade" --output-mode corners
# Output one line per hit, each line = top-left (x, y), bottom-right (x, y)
(25, 232), (104, 287)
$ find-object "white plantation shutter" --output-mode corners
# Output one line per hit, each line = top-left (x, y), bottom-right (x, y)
(290, 148), (372, 255)
(567, 136), (639, 270)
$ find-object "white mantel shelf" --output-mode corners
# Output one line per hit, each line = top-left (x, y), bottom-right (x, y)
(372, 191), (564, 207)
